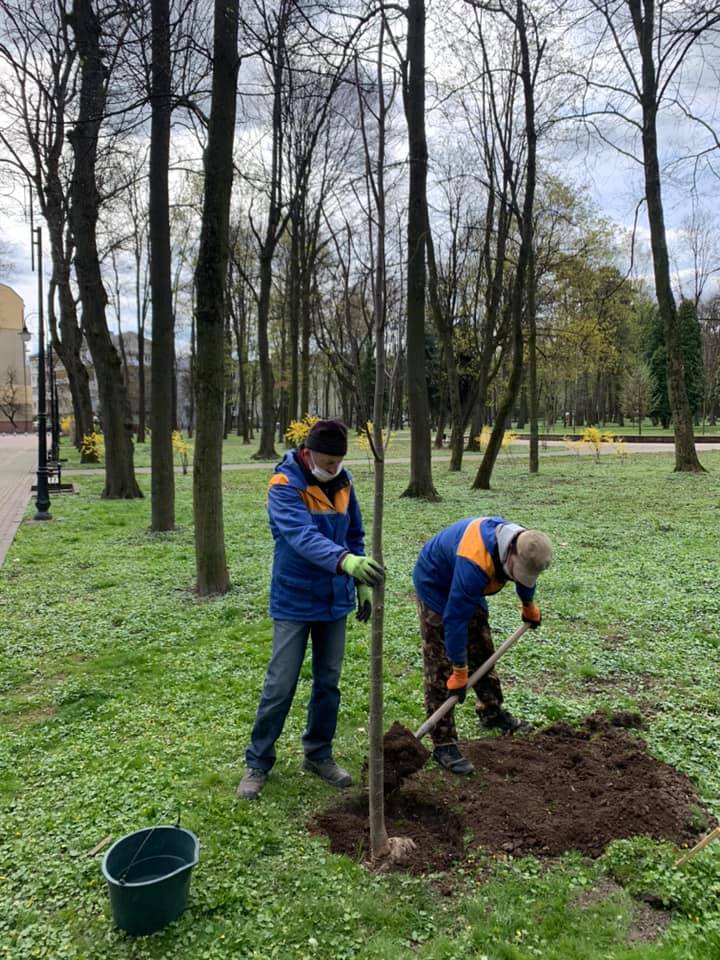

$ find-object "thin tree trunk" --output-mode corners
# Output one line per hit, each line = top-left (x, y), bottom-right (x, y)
(192, 0), (239, 595)
(367, 23), (389, 862)
(528, 244), (539, 473)
(426, 225), (463, 470)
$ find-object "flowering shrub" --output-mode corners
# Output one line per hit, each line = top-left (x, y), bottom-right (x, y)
(284, 414), (319, 447)
(80, 431), (103, 463)
(171, 431), (192, 474)
(474, 426), (518, 455)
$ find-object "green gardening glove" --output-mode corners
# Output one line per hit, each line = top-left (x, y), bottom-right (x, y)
(341, 553), (385, 587)
(356, 585), (372, 622)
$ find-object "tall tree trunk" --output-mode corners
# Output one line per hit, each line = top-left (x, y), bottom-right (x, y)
(45, 206), (95, 456)
(253, 6), (289, 461)
(150, 0), (175, 530)
(288, 210), (301, 424)
(67, 0), (141, 499)
(473, 0), (540, 490)
(254, 246), (278, 457)
(192, 0), (238, 595)
(426, 227), (463, 470)
(628, 0), (704, 472)
(528, 244), (539, 473)
(401, 0), (438, 501)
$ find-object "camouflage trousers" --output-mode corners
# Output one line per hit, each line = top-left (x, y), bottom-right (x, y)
(418, 599), (503, 747)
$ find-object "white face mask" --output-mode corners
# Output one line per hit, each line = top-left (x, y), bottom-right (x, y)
(309, 454), (342, 482)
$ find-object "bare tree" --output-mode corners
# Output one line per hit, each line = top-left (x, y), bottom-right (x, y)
(0, 0), (95, 453)
(149, 0), (175, 531)
(0, 367), (21, 428)
(573, 0), (718, 472)
(397, 0), (438, 499)
(192, 0), (239, 595)
(240, 1), (364, 457)
(675, 205), (720, 308)
(67, 0), (142, 498)
(356, 19), (394, 863)
(465, 0), (545, 490)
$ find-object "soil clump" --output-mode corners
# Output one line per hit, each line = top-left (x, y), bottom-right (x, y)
(377, 721), (431, 792)
(310, 712), (714, 874)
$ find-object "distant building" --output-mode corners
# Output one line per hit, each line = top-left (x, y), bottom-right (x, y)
(0, 284), (32, 433)
(22, 321), (192, 433)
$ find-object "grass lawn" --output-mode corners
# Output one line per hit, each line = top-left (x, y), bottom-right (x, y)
(1, 450), (719, 959)
(57, 421), (720, 474)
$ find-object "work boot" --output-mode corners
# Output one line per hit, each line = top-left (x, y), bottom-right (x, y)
(302, 757), (353, 788)
(479, 707), (533, 734)
(236, 767), (267, 800)
(432, 743), (474, 775)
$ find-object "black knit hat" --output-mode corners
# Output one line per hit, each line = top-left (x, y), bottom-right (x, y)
(306, 419), (348, 456)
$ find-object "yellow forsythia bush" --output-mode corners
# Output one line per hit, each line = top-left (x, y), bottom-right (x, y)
(285, 414), (319, 447)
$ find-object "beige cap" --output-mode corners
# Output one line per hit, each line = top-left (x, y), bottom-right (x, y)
(513, 530), (552, 587)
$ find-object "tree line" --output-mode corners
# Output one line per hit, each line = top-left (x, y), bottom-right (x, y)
(1, 0), (719, 579)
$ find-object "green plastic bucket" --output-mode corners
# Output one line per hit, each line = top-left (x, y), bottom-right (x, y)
(101, 825), (199, 936)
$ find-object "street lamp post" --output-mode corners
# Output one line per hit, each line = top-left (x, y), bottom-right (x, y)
(19, 324), (31, 432)
(31, 225), (51, 521)
(48, 339), (60, 463)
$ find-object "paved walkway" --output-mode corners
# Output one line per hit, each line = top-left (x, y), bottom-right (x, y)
(1, 434), (718, 568)
(0, 435), (39, 567)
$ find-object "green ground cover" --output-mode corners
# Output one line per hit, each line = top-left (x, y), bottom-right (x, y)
(1, 452), (719, 959)
(58, 421), (720, 473)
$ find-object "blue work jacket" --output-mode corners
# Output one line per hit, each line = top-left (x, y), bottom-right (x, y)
(413, 516), (535, 663)
(267, 450), (366, 621)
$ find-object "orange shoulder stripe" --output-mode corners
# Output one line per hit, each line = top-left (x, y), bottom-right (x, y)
(268, 473), (289, 489)
(456, 518), (504, 594)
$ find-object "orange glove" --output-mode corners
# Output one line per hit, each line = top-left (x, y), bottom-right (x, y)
(446, 664), (469, 703)
(522, 603), (541, 629)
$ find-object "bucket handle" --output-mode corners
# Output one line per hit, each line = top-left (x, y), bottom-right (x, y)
(117, 827), (157, 885)
(116, 810), (183, 884)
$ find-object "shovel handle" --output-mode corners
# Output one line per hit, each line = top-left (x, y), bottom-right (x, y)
(674, 825), (720, 867)
(413, 622), (531, 741)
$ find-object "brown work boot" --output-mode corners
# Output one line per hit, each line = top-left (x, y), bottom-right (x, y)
(236, 767), (267, 799)
(302, 757), (353, 788)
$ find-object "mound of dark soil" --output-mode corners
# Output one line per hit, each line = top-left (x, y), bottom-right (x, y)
(310, 712), (714, 874)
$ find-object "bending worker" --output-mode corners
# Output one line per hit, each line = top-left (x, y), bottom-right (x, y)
(237, 418), (383, 800)
(413, 516), (552, 775)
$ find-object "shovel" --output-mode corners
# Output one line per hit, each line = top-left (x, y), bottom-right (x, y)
(381, 622), (531, 791)
(414, 621), (531, 740)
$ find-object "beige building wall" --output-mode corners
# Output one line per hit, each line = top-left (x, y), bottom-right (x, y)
(0, 284), (33, 431)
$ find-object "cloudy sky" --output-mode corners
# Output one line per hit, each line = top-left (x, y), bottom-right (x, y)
(2, 0), (718, 348)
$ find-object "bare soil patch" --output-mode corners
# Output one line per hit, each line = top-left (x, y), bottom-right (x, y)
(310, 712), (714, 874)
(572, 878), (671, 944)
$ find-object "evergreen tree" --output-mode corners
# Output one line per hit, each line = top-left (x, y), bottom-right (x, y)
(647, 299), (704, 427)
(678, 299), (704, 420)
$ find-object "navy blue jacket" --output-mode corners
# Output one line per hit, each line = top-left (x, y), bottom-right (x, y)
(267, 450), (366, 621)
(413, 516), (535, 663)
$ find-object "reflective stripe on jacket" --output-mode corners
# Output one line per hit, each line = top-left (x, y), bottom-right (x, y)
(412, 516), (535, 663)
(267, 451), (365, 621)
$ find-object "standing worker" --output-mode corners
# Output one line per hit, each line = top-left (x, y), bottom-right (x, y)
(237, 419), (384, 800)
(413, 516), (552, 775)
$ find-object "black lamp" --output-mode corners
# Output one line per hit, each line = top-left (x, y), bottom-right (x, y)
(31, 226), (51, 520)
